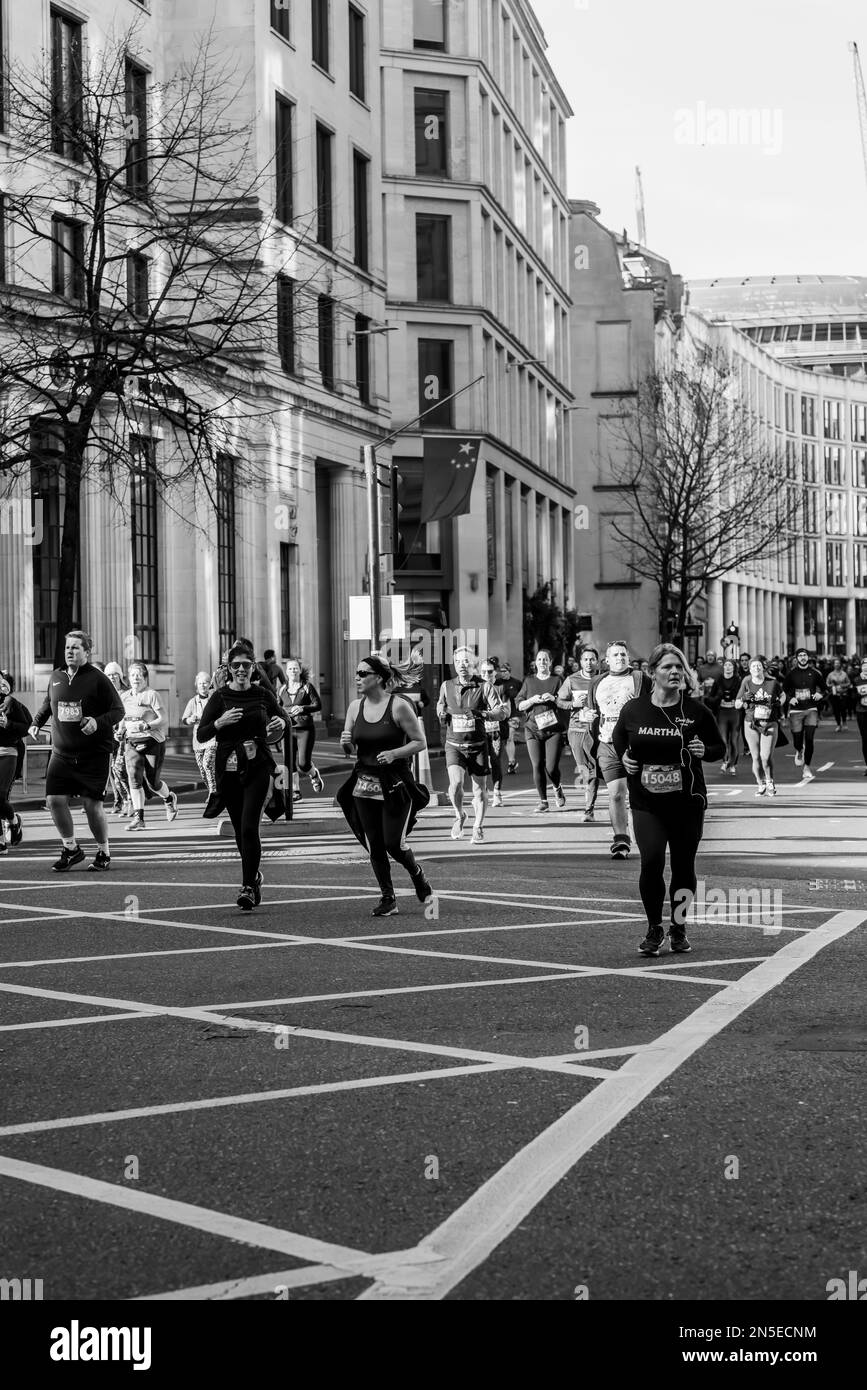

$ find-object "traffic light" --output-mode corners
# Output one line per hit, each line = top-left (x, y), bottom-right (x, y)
(378, 463), (403, 555)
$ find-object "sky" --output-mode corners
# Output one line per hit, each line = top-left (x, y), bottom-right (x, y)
(531, 0), (867, 280)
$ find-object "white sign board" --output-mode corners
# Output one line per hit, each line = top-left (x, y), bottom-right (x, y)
(348, 595), (407, 642)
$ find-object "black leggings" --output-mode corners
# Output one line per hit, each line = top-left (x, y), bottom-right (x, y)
(632, 804), (705, 927)
(354, 791), (420, 897)
(791, 722), (817, 767)
(526, 731), (564, 799)
(0, 756), (16, 820)
(488, 735), (503, 788)
(857, 712), (867, 763)
(829, 694), (847, 727)
(221, 767), (271, 885)
(286, 728), (315, 775)
(717, 708), (740, 767)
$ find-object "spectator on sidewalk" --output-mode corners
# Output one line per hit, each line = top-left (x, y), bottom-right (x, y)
(0, 669), (30, 853)
(182, 671), (218, 795)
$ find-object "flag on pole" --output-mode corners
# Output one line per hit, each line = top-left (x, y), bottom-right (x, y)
(419, 437), (482, 523)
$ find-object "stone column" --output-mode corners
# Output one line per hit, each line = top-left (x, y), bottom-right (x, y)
(793, 596), (806, 650)
(0, 477), (36, 707)
(747, 587), (758, 653)
(329, 465), (366, 723)
(707, 579), (725, 654)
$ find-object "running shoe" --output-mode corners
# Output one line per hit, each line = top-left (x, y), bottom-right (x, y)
(111, 799), (123, 815)
(801, 766), (815, 782)
(610, 835), (631, 859)
(52, 845), (86, 872)
(794, 751), (804, 767)
(491, 790), (504, 807)
(253, 871), (263, 906)
(720, 761), (729, 773)
(553, 785), (567, 809)
(450, 812), (467, 839)
(126, 812), (146, 831)
(668, 925), (692, 954)
(371, 896), (398, 917)
(292, 789), (302, 803)
(638, 924), (665, 956)
(120, 800), (132, 818)
(582, 809), (595, 824)
(754, 783), (767, 797)
(165, 791), (179, 822)
(766, 779), (777, 797)
(471, 827), (484, 845)
(0, 839), (6, 855)
(309, 766), (324, 793)
(9, 815), (22, 846)
(411, 865), (434, 904)
(237, 884), (256, 911)
(532, 801), (549, 814)
(729, 767), (737, 777)
(507, 762), (518, 774)
(88, 851), (111, 873)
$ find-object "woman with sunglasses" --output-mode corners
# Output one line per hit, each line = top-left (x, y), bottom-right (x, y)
(337, 655), (433, 917)
(197, 643), (287, 910)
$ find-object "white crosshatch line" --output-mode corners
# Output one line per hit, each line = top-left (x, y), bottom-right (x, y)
(0, 861), (856, 1300)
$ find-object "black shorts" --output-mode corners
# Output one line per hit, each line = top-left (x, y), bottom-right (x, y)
(45, 751), (112, 800)
(445, 741), (490, 778)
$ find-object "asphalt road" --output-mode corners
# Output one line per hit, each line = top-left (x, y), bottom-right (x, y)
(1, 722), (865, 1304)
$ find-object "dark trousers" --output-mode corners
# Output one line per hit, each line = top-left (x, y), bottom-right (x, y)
(858, 712), (867, 763)
(0, 756), (16, 820)
(355, 791), (420, 898)
(717, 708), (741, 767)
(287, 727), (315, 775)
(221, 767), (271, 885)
(632, 804), (705, 928)
(487, 734), (503, 788)
(829, 694), (847, 727)
(526, 731), (564, 799)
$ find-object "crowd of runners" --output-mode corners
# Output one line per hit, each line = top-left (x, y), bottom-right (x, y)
(2, 629), (866, 955)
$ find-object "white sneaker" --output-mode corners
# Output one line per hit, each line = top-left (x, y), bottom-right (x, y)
(720, 762), (729, 773)
(754, 783), (766, 797)
(794, 750), (804, 766)
(766, 779), (777, 796)
(491, 791), (504, 807)
(801, 766), (815, 782)
(471, 827), (484, 845)
(450, 813), (467, 840)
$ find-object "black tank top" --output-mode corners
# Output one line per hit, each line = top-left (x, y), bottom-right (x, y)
(353, 696), (407, 767)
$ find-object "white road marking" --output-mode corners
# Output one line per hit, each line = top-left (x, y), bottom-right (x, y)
(816, 762), (834, 772)
(357, 909), (867, 1300)
(134, 1266), (358, 1300)
(0, 1011), (151, 1033)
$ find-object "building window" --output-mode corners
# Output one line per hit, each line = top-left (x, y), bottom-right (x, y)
(270, 0), (291, 41)
(852, 404), (867, 444)
(354, 313), (370, 405)
(50, 8), (83, 161)
(348, 4), (365, 101)
(787, 538), (799, 585)
(393, 459), (441, 568)
(277, 274), (296, 374)
(51, 215), (84, 300)
(31, 421), (80, 662)
(216, 453), (236, 654)
(312, 0), (329, 70)
(803, 538), (819, 586)
(315, 123), (333, 249)
(855, 543), (867, 588)
(825, 491), (848, 535)
(824, 446), (844, 485)
(800, 394), (816, 436)
(126, 251), (149, 315)
(802, 487), (819, 535)
(784, 391), (796, 432)
(416, 214), (451, 301)
(418, 339), (453, 426)
(318, 294), (335, 390)
(486, 473), (497, 582)
(855, 493), (867, 537)
(280, 542), (292, 655)
(352, 150), (369, 270)
(823, 399), (844, 440)
(802, 442), (817, 482)
(855, 449), (867, 489)
(275, 96), (294, 224)
(124, 59), (148, 195)
(825, 541), (846, 586)
(413, 0), (445, 49)
(504, 480), (515, 591)
(415, 90), (449, 176)
(130, 435), (160, 663)
(784, 438), (798, 479)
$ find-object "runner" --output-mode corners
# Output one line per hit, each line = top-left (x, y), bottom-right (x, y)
(586, 640), (649, 857)
(103, 663), (132, 814)
(516, 650), (567, 812)
(480, 658), (505, 807)
(709, 658), (742, 775)
(497, 662), (521, 772)
(854, 656), (867, 774)
(337, 655), (433, 916)
(557, 646), (601, 822)
(697, 650), (723, 715)
(279, 658), (324, 802)
(120, 663), (179, 831)
(436, 647), (508, 844)
(736, 656), (785, 797)
(612, 642), (725, 956)
(826, 657), (851, 731)
(29, 630), (124, 872)
(196, 642), (287, 910)
(781, 648), (825, 784)
(0, 670), (30, 854)
(182, 670), (218, 795)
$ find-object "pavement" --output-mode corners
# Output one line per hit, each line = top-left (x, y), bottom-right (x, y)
(1, 722), (866, 1306)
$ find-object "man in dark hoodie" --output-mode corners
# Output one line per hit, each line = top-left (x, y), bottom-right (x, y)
(30, 630), (124, 872)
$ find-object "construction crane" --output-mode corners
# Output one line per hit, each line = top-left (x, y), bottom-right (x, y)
(850, 42), (867, 193)
(635, 165), (647, 246)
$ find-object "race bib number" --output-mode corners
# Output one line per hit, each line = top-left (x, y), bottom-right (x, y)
(353, 772), (384, 800)
(484, 719), (500, 735)
(795, 688), (811, 702)
(58, 701), (82, 722)
(753, 704), (771, 723)
(535, 708), (558, 730)
(640, 764), (682, 794)
(225, 751), (238, 772)
(451, 713), (476, 734)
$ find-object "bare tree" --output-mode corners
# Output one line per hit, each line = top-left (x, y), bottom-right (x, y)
(602, 344), (796, 644)
(0, 22), (335, 666)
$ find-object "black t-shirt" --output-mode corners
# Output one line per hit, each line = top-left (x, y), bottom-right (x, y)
(710, 675), (741, 709)
(611, 692), (725, 813)
(781, 667), (825, 711)
(515, 675), (564, 736)
(198, 685), (284, 777)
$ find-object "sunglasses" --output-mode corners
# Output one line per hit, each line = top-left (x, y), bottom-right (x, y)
(230, 661), (253, 671)
(356, 669), (374, 678)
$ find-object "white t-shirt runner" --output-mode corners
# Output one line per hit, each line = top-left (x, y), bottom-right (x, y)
(595, 672), (638, 744)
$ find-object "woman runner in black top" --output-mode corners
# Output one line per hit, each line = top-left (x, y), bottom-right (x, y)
(197, 642), (287, 911)
(516, 649), (567, 811)
(337, 655), (433, 917)
(709, 659), (742, 775)
(0, 669), (31, 853)
(612, 643), (724, 957)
